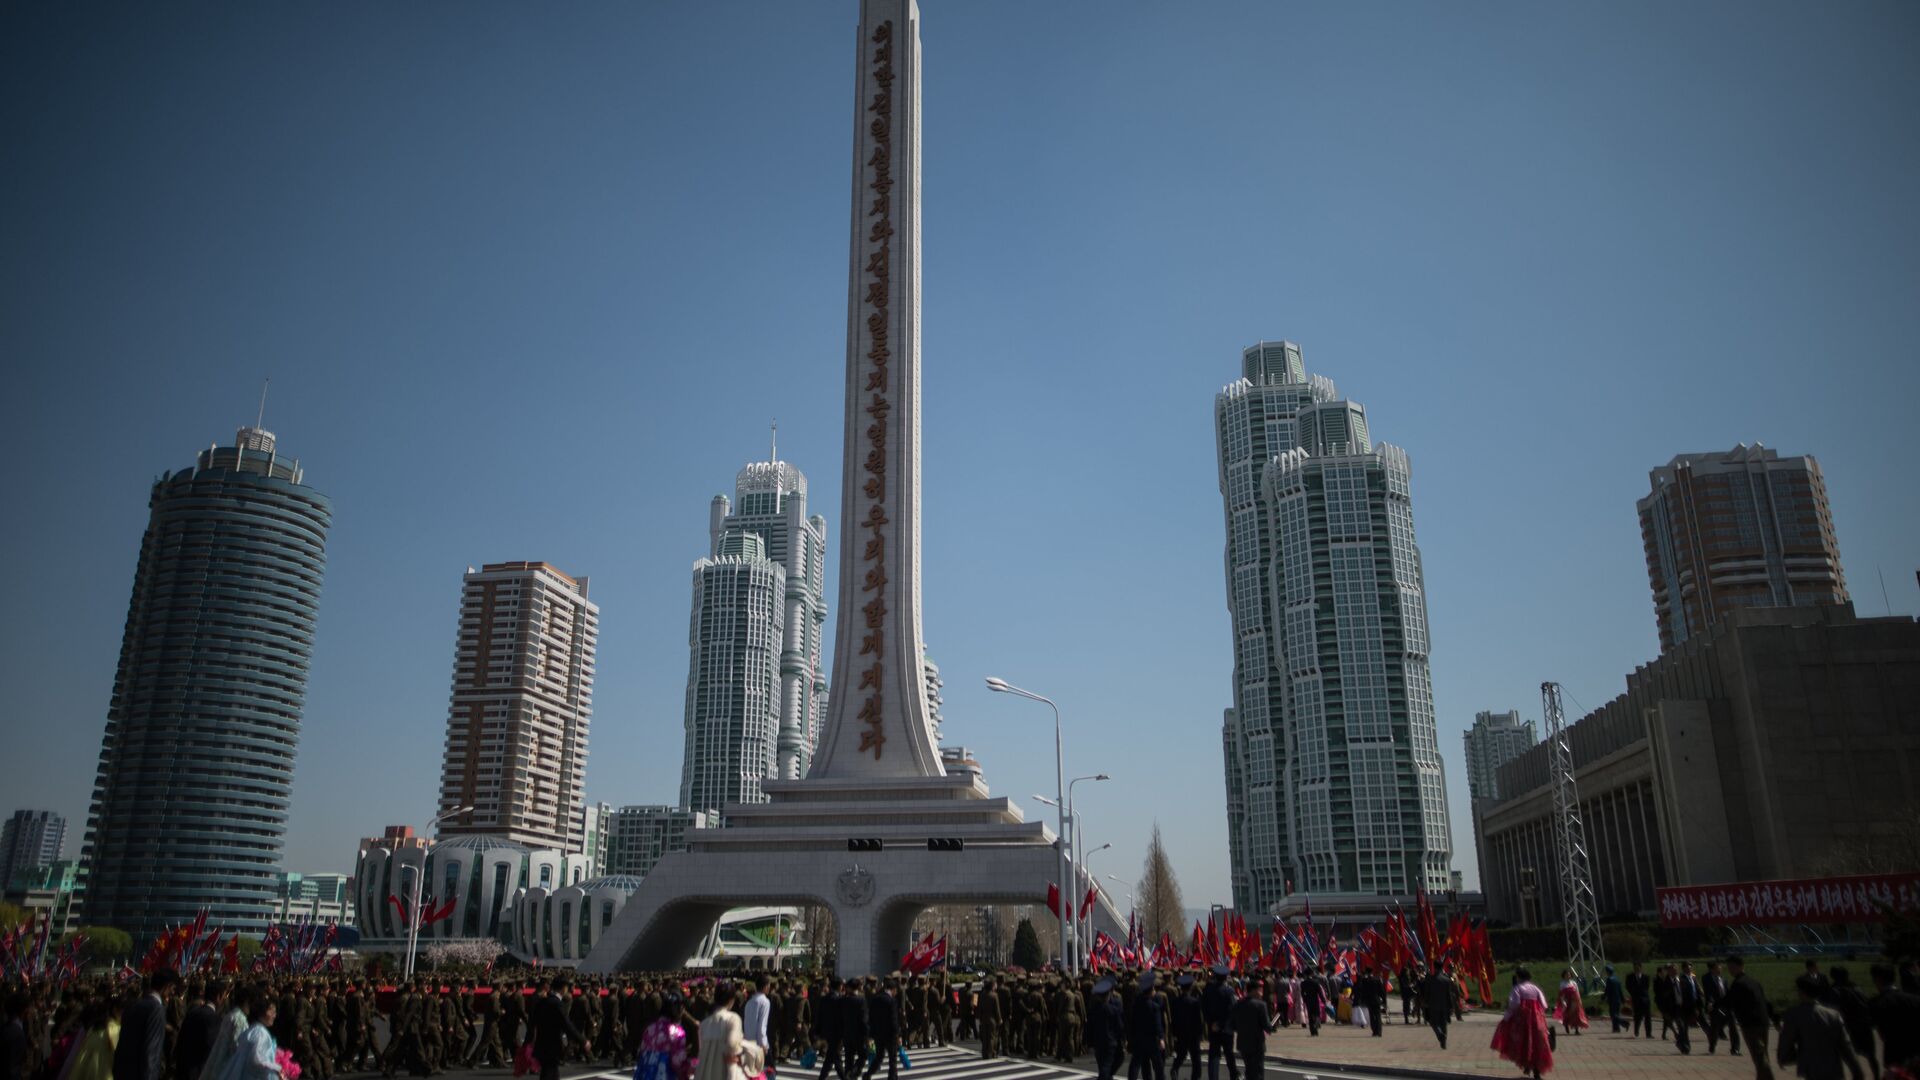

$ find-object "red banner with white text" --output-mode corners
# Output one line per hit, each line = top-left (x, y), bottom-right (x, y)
(1656, 873), (1920, 927)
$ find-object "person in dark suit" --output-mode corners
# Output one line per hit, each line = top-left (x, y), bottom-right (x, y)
(1419, 968), (1455, 1049)
(1199, 968), (1237, 1080)
(1867, 963), (1920, 1072)
(1299, 970), (1326, 1037)
(1228, 981), (1276, 1080)
(1703, 962), (1738, 1055)
(1777, 976), (1862, 1080)
(175, 982), (223, 1080)
(530, 980), (583, 1080)
(864, 982), (900, 1080)
(1089, 981), (1124, 1080)
(1626, 962), (1654, 1039)
(115, 968), (180, 1080)
(1126, 973), (1166, 1080)
(814, 979), (844, 1080)
(1728, 957), (1781, 1080)
(840, 979), (870, 1080)
(1356, 969), (1386, 1037)
(1169, 977), (1203, 1080)
(1604, 966), (1625, 1033)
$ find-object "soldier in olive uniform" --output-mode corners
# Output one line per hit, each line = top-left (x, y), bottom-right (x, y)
(976, 979), (1001, 1059)
(305, 984), (335, 1080)
(930, 976), (951, 1046)
(421, 983), (448, 1076)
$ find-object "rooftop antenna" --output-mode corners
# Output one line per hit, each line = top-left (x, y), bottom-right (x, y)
(254, 378), (271, 429)
(770, 418), (778, 464)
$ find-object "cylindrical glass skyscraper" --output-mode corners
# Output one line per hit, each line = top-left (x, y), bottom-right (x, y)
(80, 426), (330, 944)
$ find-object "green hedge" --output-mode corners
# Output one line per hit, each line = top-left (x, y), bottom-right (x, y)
(1486, 923), (1716, 962)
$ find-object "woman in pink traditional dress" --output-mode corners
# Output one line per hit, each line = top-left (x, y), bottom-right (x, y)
(633, 994), (694, 1080)
(1490, 968), (1554, 1079)
(1553, 970), (1589, 1035)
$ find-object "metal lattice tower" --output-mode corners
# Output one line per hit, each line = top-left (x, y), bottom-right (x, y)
(1543, 681), (1605, 987)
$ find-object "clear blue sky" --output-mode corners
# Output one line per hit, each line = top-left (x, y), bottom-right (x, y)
(4, 1), (1916, 906)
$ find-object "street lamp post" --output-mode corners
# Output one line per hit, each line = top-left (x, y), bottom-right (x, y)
(1082, 841), (1111, 968)
(1032, 794), (1074, 972)
(987, 676), (1067, 972)
(1067, 773), (1109, 967)
(404, 805), (473, 981)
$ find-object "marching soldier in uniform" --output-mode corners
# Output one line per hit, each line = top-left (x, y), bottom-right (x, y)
(420, 982), (447, 1076)
(955, 978), (976, 1042)
(305, 983), (335, 1080)
(902, 977), (926, 1049)
(929, 975), (951, 1046)
(596, 983), (623, 1062)
(568, 984), (596, 1063)
(976, 978), (1001, 1060)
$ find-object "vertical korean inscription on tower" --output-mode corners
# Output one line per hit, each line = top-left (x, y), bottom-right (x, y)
(856, 19), (895, 760)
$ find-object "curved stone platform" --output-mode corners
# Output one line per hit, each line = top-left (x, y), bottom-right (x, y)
(578, 775), (1126, 976)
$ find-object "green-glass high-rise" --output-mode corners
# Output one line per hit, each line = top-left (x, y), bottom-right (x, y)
(80, 426), (330, 944)
(1217, 342), (1452, 911)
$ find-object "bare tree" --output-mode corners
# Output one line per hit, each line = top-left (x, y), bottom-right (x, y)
(1815, 803), (1920, 875)
(1137, 823), (1185, 944)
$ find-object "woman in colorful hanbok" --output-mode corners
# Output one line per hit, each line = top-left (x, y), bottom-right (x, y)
(1553, 971), (1589, 1035)
(1490, 968), (1554, 1079)
(634, 995), (694, 1080)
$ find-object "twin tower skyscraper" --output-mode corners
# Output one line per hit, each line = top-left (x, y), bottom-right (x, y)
(680, 448), (829, 818)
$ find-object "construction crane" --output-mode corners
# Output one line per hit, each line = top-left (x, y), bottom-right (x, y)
(1543, 681), (1606, 988)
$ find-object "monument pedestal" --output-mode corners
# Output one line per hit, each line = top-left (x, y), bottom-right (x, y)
(579, 774), (1123, 976)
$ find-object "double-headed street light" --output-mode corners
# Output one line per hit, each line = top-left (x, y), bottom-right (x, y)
(403, 804), (473, 980)
(1082, 841), (1112, 968)
(1066, 773), (1110, 967)
(987, 676), (1069, 971)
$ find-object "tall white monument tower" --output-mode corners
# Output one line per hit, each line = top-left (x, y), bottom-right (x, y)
(581, 0), (1121, 977)
(814, 0), (944, 781)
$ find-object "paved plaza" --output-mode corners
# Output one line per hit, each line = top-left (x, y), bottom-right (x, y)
(394, 1013), (1776, 1080)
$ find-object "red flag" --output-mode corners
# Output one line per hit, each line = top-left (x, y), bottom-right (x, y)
(900, 931), (934, 972)
(1080, 886), (1098, 920)
(1045, 882), (1061, 918)
(1189, 921), (1205, 964)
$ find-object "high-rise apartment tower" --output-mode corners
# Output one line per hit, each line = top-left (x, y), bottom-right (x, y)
(1, 810), (68, 889)
(678, 455), (827, 817)
(437, 562), (598, 851)
(1218, 342), (1452, 911)
(1638, 444), (1847, 652)
(1463, 710), (1536, 802)
(81, 426), (330, 943)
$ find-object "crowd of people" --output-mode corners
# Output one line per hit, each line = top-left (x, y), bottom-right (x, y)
(3, 955), (1917, 1080)
(1491, 957), (1920, 1080)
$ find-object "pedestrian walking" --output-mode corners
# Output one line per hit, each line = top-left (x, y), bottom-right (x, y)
(1626, 962), (1654, 1040)
(1419, 968), (1455, 1049)
(1227, 982), (1276, 1080)
(1553, 971), (1588, 1036)
(1199, 967), (1236, 1080)
(1777, 976), (1862, 1080)
(1491, 969), (1553, 1080)
(1866, 964), (1919, 1072)
(1126, 972), (1166, 1080)
(1603, 967), (1624, 1033)
(1727, 957), (1781, 1080)
(1825, 970), (1876, 1080)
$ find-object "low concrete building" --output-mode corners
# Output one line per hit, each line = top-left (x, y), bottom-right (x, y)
(1477, 604), (1920, 924)
(4, 859), (79, 932)
(353, 833), (591, 948)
